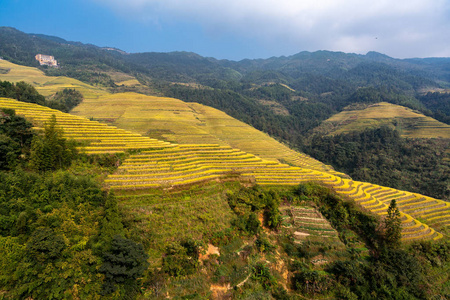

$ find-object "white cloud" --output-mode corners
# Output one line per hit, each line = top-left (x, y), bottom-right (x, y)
(95, 0), (450, 58)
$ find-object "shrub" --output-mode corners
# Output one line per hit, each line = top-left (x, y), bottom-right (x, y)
(252, 262), (277, 290)
(99, 235), (149, 296)
(162, 239), (201, 277)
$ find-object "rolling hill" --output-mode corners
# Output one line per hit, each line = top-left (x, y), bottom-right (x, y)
(0, 59), (108, 99)
(316, 102), (450, 138)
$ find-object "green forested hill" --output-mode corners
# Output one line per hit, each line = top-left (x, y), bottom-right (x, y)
(306, 126), (450, 201)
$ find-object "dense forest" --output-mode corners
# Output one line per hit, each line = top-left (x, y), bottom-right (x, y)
(306, 127), (450, 201)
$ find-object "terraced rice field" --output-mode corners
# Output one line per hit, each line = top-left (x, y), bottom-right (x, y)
(333, 179), (449, 241)
(107, 143), (447, 241)
(2, 98), (448, 242)
(0, 98), (173, 154)
(0, 60), (108, 100)
(71, 92), (343, 176)
(0, 60), (341, 175)
(321, 102), (450, 138)
(104, 144), (341, 191)
(287, 206), (342, 243)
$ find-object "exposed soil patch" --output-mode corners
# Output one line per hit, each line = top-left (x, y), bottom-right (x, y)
(199, 244), (220, 261)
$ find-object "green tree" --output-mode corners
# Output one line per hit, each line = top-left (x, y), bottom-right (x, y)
(49, 88), (84, 112)
(246, 213), (260, 234)
(99, 235), (149, 296)
(26, 227), (66, 262)
(264, 191), (282, 229)
(97, 192), (124, 250)
(29, 114), (77, 171)
(252, 262), (277, 290)
(0, 134), (21, 169)
(0, 80), (45, 105)
(384, 200), (402, 247)
(14, 81), (46, 105)
(0, 108), (34, 169)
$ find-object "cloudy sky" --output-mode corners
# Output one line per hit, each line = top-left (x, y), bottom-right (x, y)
(1, 0), (450, 60)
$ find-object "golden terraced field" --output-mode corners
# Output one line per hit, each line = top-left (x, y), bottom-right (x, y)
(106, 144), (448, 241)
(71, 92), (342, 175)
(1, 61), (448, 242)
(1, 98), (449, 242)
(321, 102), (450, 138)
(0, 98), (174, 154)
(0, 60), (341, 175)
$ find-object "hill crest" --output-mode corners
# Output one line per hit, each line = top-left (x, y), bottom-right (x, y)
(316, 102), (450, 138)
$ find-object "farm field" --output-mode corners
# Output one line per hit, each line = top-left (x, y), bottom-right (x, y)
(320, 102), (450, 138)
(286, 206), (343, 244)
(1, 97), (448, 242)
(0, 60), (375, 177)
(72, 92), (340, 174)
(0, 98), (174, 154)
(0, 60), (109, 100)
(0, 60), (339, 173)
(108, 145), (448, 241)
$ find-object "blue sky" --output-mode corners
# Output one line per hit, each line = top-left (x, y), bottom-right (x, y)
(1, 0), (450, 60)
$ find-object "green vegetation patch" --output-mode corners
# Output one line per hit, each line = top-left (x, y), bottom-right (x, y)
(306, 126), (450, 201)
(120, 182), (237, 263)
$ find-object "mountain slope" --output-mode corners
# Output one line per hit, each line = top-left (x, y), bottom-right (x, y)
(0, 59), (109, 99)
(71, 92), (337, 174)
(1, 97), (447, 242)
(316, 102), (450, 138)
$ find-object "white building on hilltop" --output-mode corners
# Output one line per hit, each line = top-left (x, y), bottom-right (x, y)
(35, 54), (58, 67)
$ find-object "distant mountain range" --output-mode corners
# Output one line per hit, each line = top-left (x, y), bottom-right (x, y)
(1, 25), (450, 134)
(1, 26), (450, 86)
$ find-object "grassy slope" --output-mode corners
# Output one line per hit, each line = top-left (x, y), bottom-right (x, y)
(120, 182), (237, 264)
(319, 102), (450, 138)
(105, 71), (141, 86)
(0, 59), (109, 100)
